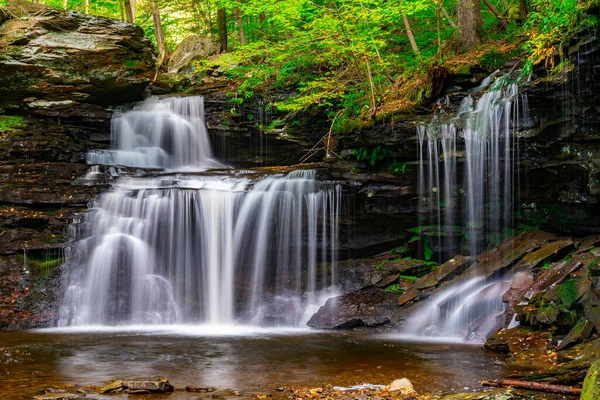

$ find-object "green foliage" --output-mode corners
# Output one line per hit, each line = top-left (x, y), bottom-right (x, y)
(351, 146), (394, 168)
(31, 0), (600, 135)
(424, 236), (434, 261)
(0, 116), (25, 132)
(524, 0), (600, 70)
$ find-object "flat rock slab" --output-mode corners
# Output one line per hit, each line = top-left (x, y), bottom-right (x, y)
(99, 377), (174, 394)
(398, 255), (473, 306)
(33, 394), (82, 400)
(476, 230), (555, 278)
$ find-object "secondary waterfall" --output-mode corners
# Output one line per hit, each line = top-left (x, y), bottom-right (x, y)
(58, 96), (340, 327)
(407, 72), (529, 341)
(87, 97), (222, 170)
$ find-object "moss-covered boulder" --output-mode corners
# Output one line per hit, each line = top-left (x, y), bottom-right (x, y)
(0, 0), (155, 110)
(581, 359), (600, 400)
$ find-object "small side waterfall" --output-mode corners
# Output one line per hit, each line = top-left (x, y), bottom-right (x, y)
(87, 97), (222, 169)
(59, 96), (341, 328)
(407, 73), (529, 341)
(403, 278), (511, 342)
(417, 74), (526, 255)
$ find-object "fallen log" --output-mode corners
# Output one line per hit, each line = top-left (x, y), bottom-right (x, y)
(482, 379), (582, 396)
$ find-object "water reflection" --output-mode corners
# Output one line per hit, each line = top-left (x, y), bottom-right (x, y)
(1, 331), (509, 399)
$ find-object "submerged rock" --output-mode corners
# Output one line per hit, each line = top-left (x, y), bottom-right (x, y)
(98, 377), (173, 394)
(0, 0), (155, 109)
(33, 394), (82, 400)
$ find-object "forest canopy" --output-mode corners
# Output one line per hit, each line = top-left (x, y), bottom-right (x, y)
(9, 0), (600, 131)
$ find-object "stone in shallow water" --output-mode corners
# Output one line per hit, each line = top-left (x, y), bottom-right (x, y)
(98, 377), (173, 394)
(33, 394), (81, 400)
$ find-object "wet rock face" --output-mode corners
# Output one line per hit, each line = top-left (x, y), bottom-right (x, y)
(0, 0), (155, 110)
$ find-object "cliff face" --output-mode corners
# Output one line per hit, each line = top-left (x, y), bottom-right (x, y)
(0, 0), (157, 329)
(0, 0), (155, 111)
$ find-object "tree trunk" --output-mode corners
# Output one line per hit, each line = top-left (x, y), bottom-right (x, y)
(124, 0), (134, 23)
(234, 7), (246, 46)
(259, 11), (266, 23)
(85, 0), (89, 13)
(217, 8), (228, 52)
(151, 0), (168, 68)
(457, 0), (483, 51)
(481, 0), (507, 25)
(62, 0), (67, 10)
(519, 0), (528, 21)
(399, 0), (420, 55)
(436, 2), (442, 59)
(119, 0), (125, 20)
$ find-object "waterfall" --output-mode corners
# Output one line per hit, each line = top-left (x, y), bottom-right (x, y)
(58, 96), (340, 328)
(87, 97), (223, 170)
(407, 72), (528, 341)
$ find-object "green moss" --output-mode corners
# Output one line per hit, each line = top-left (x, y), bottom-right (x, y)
(400, 275), (419, 281)
(582, 360), (600, 400)
(26, 255), (64, 279)
(558, 280), (578, 308)
(0, 115), (25, 132)
(384, 283), (404, 294)
(123, 58), (143, 69)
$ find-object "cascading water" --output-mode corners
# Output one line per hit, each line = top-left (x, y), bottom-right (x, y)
(58, 96), (341, 328)
(406, 73), (530, 341)
(87, 97), (223, 170)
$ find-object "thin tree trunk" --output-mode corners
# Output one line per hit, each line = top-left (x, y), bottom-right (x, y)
(457, 0), (483, 50)
(436, 2), (442, 60)
(206, 0), (214, 36)
(124, 0), (134, 23)
(519, 0), (528, 21)
(119, 0), (125, 20)
(234, 8), (246, 46)
(63, 0), (67, 10)
(481, 0), (507, 25)
(399, 0), (420, 55)
(217, 8), (227, 52)
(259, 11), (266, 23)
(151, 0), (168, 68)
(441, 6), (456, 28)
(85, 0), (89, 13)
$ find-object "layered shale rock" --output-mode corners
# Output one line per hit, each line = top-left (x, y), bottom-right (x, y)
(0, 0), (155, 111)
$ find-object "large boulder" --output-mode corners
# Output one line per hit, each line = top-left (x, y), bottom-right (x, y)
(0, 0), (155, 109)
(168, 35), (220, 74)
(307, 287), (398, 329)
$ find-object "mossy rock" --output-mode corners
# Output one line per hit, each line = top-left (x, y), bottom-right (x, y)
(0, 115), (25, 132)
(581, 359), (600, 400)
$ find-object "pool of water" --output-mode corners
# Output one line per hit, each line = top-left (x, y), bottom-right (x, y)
(0, 326), (511, 399)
